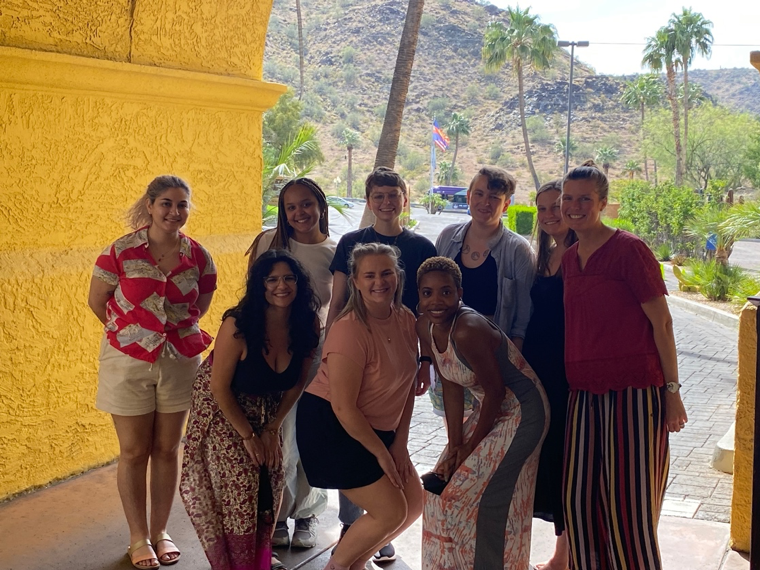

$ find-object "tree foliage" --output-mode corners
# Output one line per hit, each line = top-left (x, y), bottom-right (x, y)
(445, 112), (471, 184)
(617, 180), (701, 251)
(482, 7), (558, 190)
(644, 104), (760, 189)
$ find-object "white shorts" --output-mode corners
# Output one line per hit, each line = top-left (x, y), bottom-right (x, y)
(96, 336), (201, 416)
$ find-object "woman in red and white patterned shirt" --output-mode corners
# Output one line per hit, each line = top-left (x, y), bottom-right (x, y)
(88, 175), (216, 569)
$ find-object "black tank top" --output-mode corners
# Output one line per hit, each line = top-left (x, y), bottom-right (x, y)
(454, 250), (498, 317)
(230, 345), (301, 396)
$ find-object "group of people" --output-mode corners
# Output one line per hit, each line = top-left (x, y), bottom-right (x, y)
(88, 161), (687, 570)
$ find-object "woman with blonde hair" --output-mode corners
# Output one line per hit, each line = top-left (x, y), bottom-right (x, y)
(297, 243), (422, 570)
(88, 175), (216, 568)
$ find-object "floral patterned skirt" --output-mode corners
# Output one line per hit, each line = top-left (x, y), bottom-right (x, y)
(180, 356), (284, 570)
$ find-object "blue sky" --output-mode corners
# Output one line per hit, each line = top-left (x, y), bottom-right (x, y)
(488, 0), (759, 75)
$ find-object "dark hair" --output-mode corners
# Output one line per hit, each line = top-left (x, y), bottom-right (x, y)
(127, 175), (190, 229)
(468, 166), (516, 199)
(336, 242), (407, 328)
(533, 179), (578, 277)
(364, 166), (407, 199)
(271, 178), (330, 249)
(562, 159), (609, 201)
(223, 249), (319, 358)
(417, 256), (462, 290)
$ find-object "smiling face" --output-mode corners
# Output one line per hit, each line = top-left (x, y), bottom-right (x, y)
(283, 183), (323, 240)
(263, 261), (298, 309)
(352, 253), (399, 311)
(467, 175), (509, 227)
(146, 186), (190, 232)
(418, 271), (462, 325)
(536, 189), (568, 238)
(561, 179), (607, 232)
(367, 185), (407, 223)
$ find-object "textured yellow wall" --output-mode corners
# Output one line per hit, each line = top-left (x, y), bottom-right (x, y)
(730, 302), (756, 552)
(0, 0), (283, 499)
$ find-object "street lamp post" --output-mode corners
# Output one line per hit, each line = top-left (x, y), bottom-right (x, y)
(558, 40), (589, 174)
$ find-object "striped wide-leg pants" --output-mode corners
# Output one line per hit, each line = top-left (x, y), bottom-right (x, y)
(564, 386), (669, 570)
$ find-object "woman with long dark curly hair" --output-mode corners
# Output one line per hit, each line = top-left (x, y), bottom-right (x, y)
(180, 250), (320, 570)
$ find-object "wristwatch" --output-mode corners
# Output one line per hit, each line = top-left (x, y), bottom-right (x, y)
(665, 382), (682, 393)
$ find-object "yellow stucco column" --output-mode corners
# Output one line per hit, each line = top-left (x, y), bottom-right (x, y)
(0, 1), (284, 499)
(730, 301), (757, 552)
(730, 51), (760, 553)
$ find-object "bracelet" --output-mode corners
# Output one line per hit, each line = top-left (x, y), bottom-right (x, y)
(418, 356), (433, 364)
(242, 432), (255, 441)
(264, 428), (279, 437)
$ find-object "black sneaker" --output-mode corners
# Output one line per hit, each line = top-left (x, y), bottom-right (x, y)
(373, 543), (396, 563)
(291, 516), (318, 548)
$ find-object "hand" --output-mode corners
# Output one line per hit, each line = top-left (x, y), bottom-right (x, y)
(242, 435), (266, 467)
(415, 363), (431, 396)
(260, 430), (282, 469)
(389, 439), (415, 484)
(377, 450), (404, 489)
(664, 391), (688, 433)
(436, 441), (473, 481)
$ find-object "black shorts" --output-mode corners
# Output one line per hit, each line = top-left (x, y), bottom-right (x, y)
(296, 392), (395, 490)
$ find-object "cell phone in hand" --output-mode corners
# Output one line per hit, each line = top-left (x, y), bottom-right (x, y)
(420, 471), (449, 495)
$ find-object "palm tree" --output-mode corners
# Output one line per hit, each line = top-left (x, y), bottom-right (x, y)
(262, 124), (321, 216)
(445, 112), (471, 184)
(622, 160), (643, 180)
(554, 137), (577, 160)
(437, 160), (460, 185)
(595, 146), (618, 176)
(340, 129), (361, 198)
(482, 7), (558, 191)
(296, 0), (305, 99)
(670, 9), (713, 151)
(620, 74), (663, 181)
(643, 27), (684, 186)
(361, 0), (425, 228)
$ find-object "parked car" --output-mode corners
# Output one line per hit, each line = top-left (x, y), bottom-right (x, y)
(327, 196), (355, 208)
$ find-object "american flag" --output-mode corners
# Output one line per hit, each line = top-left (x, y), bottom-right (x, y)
(433, 119), (449, 152)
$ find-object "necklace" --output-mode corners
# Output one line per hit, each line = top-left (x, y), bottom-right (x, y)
(371, 226), (401, 248)
(150, 237), (180, 264)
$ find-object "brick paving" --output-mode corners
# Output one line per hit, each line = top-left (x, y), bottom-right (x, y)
(407, 304), (738, 524)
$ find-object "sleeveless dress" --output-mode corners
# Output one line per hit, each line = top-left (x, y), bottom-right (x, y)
(422, 307), (549, 570)
(522, 273), (569, 535)
(180, 345), (301, 570)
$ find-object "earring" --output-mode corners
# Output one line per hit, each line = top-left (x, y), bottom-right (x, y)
(416, 303), (422, 315)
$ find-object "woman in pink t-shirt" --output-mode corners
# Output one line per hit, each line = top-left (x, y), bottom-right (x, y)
(297, 242), (422, 570)
(560, 160), (688, 570)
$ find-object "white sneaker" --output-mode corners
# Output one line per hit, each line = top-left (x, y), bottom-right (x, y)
(291, 516), (318, 548)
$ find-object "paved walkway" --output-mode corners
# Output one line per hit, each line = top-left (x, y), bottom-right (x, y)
(409, 304), (739, 524)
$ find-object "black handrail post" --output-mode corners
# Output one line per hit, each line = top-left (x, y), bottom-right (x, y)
(748, 295), (760, 570)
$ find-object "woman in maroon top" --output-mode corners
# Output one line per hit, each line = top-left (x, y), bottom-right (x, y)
(560, 161), (687, 570)
(88, 175), (216, 569)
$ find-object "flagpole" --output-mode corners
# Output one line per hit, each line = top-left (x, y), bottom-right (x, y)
(429, 138), (436, 214)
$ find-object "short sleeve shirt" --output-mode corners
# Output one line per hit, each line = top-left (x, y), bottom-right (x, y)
(306, 309), (418, 431)
(93, 227), (217, 362)
(562, 230), (667, 393)
(330, 227), (437, 315)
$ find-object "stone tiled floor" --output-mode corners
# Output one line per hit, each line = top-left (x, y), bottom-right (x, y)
(407, 303), (739, 524)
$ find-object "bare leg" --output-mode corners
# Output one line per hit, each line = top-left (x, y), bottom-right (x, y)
(148, 410), (188, 563)
(334, 475), (423, 569)
(112, 413), (157, 568)
(535, 532), (570, 570)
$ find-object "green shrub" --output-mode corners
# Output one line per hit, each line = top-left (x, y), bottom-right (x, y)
(680, 260), (757, 302)
(604, 217), (635, 233)
(617, 180), (701, 251)
(341, 46), (356, 64)
(526, 116), (551, 144)
(506, 205), (537, 236)
(655, 243), (672, 261)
